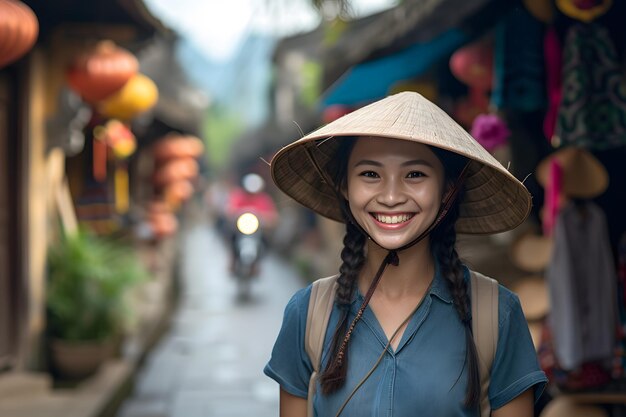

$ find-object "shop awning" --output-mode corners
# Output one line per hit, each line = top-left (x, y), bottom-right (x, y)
(321, 29), (469, 107)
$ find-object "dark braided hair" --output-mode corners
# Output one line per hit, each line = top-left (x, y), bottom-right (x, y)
(430, 195), (480, 409)
(319, 220), (366, 393)
(318, 137), (368, 394)
(430, 147), (480, 409)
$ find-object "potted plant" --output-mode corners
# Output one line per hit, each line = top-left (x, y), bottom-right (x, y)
(46, 229), (148, 379)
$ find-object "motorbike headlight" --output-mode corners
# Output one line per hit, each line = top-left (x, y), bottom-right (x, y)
(236, 212), (259, 235)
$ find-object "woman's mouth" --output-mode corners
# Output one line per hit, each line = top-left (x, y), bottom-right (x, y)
(371, 213), (414, 225)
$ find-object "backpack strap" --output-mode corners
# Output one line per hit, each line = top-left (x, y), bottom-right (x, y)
(304, 271), (498, 417)
(305, 275), (339, 417)
(470, 270), (499, 417)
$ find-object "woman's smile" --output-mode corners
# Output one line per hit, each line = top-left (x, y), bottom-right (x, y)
(371, 212), (415, 228)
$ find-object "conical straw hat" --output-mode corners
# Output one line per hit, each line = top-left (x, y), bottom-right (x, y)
(510, 233), (554, 273)
(536, 147), (608, 199)
(271, 92), (531, 234)
(509, 274), (550, 321)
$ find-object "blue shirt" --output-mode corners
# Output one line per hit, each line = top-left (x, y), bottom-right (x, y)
(264, 265), (547, 416)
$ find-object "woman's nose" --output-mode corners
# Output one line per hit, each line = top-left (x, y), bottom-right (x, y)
(377, 179), (407, 206)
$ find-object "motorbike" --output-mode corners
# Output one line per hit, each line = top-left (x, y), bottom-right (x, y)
(231, 211), (263, 300)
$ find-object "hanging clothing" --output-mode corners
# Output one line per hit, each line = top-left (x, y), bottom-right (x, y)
(555, 23), (626, 149)
(546, 200), (617, 370)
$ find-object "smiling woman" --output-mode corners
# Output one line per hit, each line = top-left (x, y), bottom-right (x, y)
(264, 92), (547, 417)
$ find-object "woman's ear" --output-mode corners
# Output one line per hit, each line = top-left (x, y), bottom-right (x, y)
(341, 183), (348, 200)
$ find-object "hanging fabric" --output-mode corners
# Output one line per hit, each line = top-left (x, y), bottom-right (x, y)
(555, 23), (626, 149)
(543, 27), (562, 145)
(546, 200), (618, 370)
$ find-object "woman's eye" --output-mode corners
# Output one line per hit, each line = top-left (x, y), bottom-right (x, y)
(407, 171), (426, 178)
(359, 171), (379, 178)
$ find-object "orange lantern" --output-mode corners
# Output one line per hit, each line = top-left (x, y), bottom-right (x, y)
(152, 135), (204, 161)
(152, 157), (199, 186)
(98, 73), (158, 120)
(66, 40), (138, 104)
(164, 180), (194, 208)
(450, 39), (494, 91)
(0, 0), (39, 68)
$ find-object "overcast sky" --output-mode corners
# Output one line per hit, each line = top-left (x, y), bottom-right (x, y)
(144, 0), (396, 61)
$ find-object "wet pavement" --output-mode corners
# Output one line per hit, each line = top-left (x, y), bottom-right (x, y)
(116, 220), (306, 417)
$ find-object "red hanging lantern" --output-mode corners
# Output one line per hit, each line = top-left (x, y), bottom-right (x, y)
(0, 0), (39, 68)
(449, 39), (494, 91)
(66, 40), (138, 104)
(153, 135), (205, 161)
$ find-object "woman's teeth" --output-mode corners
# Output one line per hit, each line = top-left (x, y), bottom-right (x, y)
(374, 214), (413, 224)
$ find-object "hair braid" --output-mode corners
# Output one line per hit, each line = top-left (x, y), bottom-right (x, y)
(432, 201), (480, 409)
(319, 220), (365, 394)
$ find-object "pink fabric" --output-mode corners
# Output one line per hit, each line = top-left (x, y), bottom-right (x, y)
(543, 27), (562, 142)
(543, 158), (562, 236)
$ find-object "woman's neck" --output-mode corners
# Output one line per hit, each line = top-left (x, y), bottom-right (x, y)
(359, 238), (435, 299)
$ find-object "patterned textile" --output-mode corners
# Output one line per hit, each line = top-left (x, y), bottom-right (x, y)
(556, 23), (626, 149)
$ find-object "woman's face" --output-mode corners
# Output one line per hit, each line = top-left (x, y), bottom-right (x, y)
(346, 137), (446, 250)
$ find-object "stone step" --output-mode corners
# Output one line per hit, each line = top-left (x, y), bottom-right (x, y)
(0, 372), (52, 400)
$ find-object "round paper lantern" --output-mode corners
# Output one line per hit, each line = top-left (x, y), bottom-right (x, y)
(450, 40), (494, 91)
(152, 135), (204, 161)
(66, 40), (138, 104)
(98, 73), (158, 120)
(164, 180), (194, 206)
(0, 0), (39, 68)
(152, 157), (199, 186)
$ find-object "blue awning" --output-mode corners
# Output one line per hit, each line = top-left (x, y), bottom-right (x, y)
(321, 29), (470, 107)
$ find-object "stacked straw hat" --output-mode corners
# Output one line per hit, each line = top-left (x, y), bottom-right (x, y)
(536, 146), (609, 199)
(271, 92), (531, 234)
(511, 232), (554, 273)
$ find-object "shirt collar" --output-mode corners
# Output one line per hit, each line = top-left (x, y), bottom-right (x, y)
(428, 259), (454, 304)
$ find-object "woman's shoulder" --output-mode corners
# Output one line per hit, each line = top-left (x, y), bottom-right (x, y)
(284, 283), (313, 312)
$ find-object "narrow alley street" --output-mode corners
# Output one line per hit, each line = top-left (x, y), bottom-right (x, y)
(116, 212), (307, 417)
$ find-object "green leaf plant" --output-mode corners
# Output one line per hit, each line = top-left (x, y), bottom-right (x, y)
(46, 229), (149, 342)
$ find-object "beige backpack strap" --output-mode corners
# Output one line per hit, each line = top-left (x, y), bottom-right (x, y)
(305, 275), (339, 417)
(470, 270), (499, 417)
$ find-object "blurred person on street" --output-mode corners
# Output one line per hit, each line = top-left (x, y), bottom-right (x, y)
(264, 92), (547, 417)
(225, 173), (277, 275)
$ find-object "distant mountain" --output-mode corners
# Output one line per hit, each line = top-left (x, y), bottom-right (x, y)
(176, 34), (276, 128)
